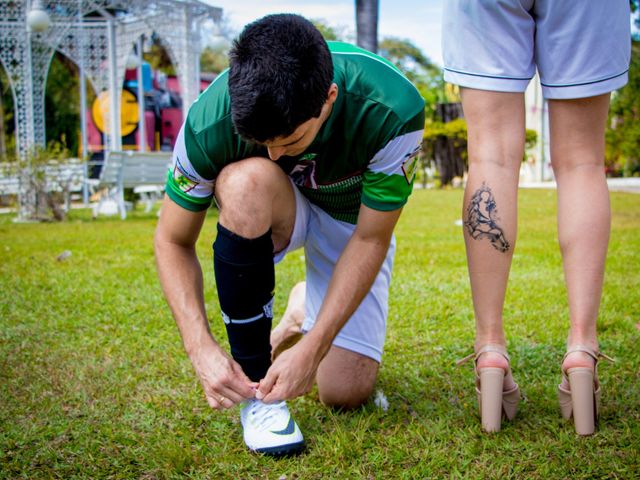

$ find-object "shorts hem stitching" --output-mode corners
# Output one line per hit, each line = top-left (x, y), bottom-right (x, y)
(540, 69), (629, 88)
(444, 67), (532, 81)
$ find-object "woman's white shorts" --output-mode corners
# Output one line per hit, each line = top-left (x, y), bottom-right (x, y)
(442, 0), (631, 99)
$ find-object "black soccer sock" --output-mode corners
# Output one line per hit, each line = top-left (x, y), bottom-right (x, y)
(213, 223), (274, 382)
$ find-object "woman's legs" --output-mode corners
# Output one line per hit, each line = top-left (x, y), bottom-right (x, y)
(548, 94), (611, 372)
(460, 88), (525, 387)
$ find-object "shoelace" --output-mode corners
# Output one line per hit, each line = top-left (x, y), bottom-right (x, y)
(249, 401), (287, 432)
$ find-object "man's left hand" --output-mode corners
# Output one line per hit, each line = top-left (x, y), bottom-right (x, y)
(256, 337), (323, 402)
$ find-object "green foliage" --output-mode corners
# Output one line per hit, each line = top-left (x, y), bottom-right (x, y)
(200, 44), (230, 74)
(606, 41), (640, 176)
(525, 128), (538, 151)
(0, 66), (15, 157)
(44, 53), (80, 156)
(1, 190), (639, 477)
(378, 37), (444, 122)
(423, 117), (538, 174)
(143, 36), (176, 76)
(425, 117), (468, 141)
(3, 141), (83, 222)
(28, 139), (71, 165)
(422, 117), (468, 165)
(378, 37), (440, 82)
(312, 18), (345, 41)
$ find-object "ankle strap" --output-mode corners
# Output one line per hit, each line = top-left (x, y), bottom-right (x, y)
(475, 344), (510, 362)
(456, 344), (510, 366)
(562, 344), (615, 364)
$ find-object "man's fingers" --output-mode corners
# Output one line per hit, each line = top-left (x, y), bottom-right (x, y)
(232, 363), (259, 398)
(206, 395), (225, 410)
(256, 369), (278, 400)
(206, 389), (242, 410)
(261, 385), (286, 404)
(262, 375), (314, 403)
(219, 385), (249, 405)
(202, 374), (255, 410)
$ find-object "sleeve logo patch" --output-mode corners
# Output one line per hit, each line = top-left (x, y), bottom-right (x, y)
(401, 146), (421, 185)
(173, 157), (200, 193)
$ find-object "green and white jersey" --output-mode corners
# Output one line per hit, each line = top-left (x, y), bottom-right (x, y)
(166, 41), (425, 224)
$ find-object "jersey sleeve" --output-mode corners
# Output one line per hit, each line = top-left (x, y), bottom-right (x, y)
(164, 123), (216, 212)
(361, 110), (425, 211)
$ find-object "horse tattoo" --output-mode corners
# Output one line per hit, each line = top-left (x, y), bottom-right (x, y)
(464, 183), (510, 252)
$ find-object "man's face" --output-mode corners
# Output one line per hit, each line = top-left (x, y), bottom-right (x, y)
(261, 84), (338, 161)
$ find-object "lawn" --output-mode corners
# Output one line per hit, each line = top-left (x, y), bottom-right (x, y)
(1, 188), (639, 479)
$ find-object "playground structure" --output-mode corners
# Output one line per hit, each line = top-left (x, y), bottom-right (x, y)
(0, 0), (222, 219)
(86, 63), (212, 159)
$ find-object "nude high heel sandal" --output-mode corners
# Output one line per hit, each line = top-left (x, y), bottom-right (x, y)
(558, 345), (614, 436)
(457, 344), (521, 432)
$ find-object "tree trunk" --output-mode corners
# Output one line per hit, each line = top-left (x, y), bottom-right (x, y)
(355, 0), (379, 53)
(434, 102), (466, 186)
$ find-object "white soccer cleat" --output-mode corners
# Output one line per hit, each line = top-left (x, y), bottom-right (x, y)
(240, 399), (305, 455)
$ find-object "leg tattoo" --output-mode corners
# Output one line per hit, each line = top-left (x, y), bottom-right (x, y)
(464, 182), (510, 252)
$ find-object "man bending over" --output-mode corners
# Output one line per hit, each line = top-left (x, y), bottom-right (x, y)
(155, 14), (424, 455)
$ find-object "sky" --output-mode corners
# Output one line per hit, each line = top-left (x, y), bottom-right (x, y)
(204, 0), (445, 66)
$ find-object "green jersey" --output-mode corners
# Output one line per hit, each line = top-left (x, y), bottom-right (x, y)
(166, 41), (425, 224)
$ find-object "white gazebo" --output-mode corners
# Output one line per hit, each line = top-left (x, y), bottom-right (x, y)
(0, 0), (221, 218)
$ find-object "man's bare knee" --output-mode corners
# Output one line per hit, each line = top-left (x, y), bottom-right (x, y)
(215, 157), (294, 242)
(215, 157), (278, 205)
(316, 347), (379, 410)
(319, 382), (375, 410)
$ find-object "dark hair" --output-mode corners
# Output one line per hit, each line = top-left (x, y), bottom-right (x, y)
(228, 14), (334, 143)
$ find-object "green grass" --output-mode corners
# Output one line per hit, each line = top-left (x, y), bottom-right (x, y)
(1, 189), (639, 479)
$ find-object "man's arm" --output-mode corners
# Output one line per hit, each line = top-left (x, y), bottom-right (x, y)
(257, 203), (402, 402)
(155, 196), (257, 408)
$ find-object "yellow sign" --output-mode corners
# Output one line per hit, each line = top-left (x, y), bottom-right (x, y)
(92, 89), (139, 136)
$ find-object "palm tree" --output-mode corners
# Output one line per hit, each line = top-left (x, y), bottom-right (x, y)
(355, 0), (379, 53)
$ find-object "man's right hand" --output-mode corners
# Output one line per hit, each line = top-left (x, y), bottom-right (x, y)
(155, 198), (257, 411)
(190, 343), (258, 410)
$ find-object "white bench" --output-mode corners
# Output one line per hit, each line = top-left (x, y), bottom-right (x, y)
(43, 160), (87, 210)
(0, 163), (20, 197)
(0, 159), (87, 211)
(92, 150), (172, 219)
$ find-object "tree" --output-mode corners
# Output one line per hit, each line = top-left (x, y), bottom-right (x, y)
(45, 53), (80, 156)
(355, 0), (378, 53)
(200, 44), (229, 73)
(378, 37), (444, 121)
(378, 38), (440, 81)
(144, 34), (176, 76)
(312, 18), (343, 41)
(0, 67), (13, 159)
(606, 40), (640, 176)
(423, 117), (468, 187)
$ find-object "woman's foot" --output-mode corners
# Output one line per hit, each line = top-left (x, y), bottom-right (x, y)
(459, 342), (521, 432)
(558, 342), (612, 436)
(559, 350), (596, 391)
(559, 337), (598, 390)
(474, 350), (518, 392)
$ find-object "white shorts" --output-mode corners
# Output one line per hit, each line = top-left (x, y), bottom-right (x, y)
(442, 0), (631, 99)
(274, 182), (395, 363)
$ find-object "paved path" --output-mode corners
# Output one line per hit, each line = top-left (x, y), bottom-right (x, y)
(521, 178), (640, 194)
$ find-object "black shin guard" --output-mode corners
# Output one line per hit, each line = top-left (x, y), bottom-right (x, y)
(213, 223), (274, 382)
